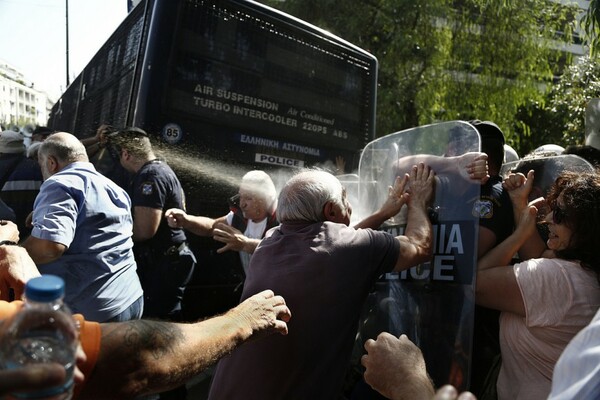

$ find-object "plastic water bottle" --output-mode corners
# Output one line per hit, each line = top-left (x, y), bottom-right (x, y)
(0, 275), (78, 400)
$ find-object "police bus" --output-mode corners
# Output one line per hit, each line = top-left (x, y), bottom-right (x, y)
(48, 0), (378, 318)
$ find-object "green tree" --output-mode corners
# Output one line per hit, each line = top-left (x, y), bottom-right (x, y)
(549, 55), (600, 144)
(506, 55), (600, 156)
(583, 0), (600, 55)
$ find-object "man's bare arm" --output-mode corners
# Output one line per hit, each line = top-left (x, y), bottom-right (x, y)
(362, 333), (435, 400)
(354, 174), (409, 230)
(132, 206), (162, 242)
(165, 208), (226, 237)
(80, 290), (291, 400)
(21, 236), (66, 265)
(362, 333), (476, 400)
(395, 152), (489, 184)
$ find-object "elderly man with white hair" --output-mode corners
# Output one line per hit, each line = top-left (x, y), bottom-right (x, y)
(166, 170), (278, 275)
(207, 164), (436, 399)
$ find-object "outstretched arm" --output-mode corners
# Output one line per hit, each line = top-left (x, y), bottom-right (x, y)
(165, 208), (226, 237)
(80, 290), (291, 399)
(395, 152), (489, 184)
(81, 124), (113, 158)
(354, 174), (410, 230)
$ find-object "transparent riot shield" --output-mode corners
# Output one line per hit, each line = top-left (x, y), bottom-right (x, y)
(500, 154), (594, 244)
(353, 121), (481, 393)
(337, 173), (360, 219)
(500, 154), (594, 199)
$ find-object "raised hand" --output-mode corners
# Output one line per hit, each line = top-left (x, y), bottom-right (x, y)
(406, 162), (435, 209)
(502, 170), (535, 210)
(377, 174), (410, 220)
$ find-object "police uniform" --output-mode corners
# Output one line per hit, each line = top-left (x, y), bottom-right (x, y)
(471, 175), (514, 396)
(2, 156), (43, 235)
(473, 175), (514, 244)
(130, 159), (196, 320)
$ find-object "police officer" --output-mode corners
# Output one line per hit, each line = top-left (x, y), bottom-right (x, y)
(468, 120), (514, 397)
(107, 128), (196, 322)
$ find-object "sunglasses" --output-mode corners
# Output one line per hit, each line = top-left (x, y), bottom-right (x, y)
(551, 201), (567, 225)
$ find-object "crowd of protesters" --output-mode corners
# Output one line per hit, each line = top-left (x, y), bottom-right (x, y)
(0, 121), (599, 400)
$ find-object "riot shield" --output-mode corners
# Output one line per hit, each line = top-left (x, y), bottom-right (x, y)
(499, 155), (594, 244)
(353, 121), (481, 392)
(500, 154), (594, 200)
(337, 173), (360, 219)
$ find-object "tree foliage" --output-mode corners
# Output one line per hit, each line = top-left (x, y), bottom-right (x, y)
(550, 55), (600, 143)
(512, 55), (600, 155)
(582, 0), (600, 55)
(261, 0), (580, 155)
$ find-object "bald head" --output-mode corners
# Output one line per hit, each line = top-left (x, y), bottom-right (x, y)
(38, 132), (89, 179)
(39, 132), (89, 164)
(277, 169), (346, 223)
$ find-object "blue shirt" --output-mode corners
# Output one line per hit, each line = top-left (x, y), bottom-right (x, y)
(31, 162), (143, 322)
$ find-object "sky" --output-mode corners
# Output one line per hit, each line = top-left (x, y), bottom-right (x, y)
(0, 0), (129, 101)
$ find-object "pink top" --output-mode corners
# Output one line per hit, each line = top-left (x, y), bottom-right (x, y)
(497, 258), (600, 400)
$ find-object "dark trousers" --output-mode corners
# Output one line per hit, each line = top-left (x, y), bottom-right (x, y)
(134, 242), (196, 320)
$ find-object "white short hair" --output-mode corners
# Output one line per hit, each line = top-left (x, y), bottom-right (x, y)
(240, 170), (277, 211)
(277, 169), (344, 222)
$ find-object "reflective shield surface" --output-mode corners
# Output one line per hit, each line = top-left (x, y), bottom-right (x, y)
(354, 121), (481, 391)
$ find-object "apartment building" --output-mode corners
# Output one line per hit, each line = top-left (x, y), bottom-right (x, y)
(0, 59), (53, 128)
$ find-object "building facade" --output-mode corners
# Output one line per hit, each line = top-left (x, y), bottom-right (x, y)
(0, 59), (53, 129)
